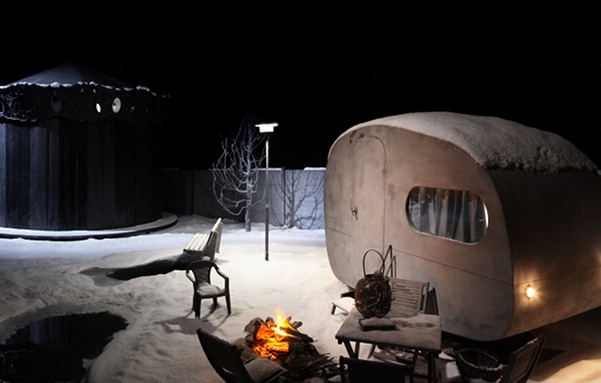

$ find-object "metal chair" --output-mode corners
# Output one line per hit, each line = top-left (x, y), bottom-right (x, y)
(340, 356), (410, 383)
(197, 328), (286, 383)
(499, 334), (545, 383)
(186, 260), (231, 317)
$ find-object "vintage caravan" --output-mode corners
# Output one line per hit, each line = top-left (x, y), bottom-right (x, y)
(324, 112), (601, 341)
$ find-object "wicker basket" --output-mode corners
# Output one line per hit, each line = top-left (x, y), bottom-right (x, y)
(354, 249), (392, 318)
(456, 348), (503, 383)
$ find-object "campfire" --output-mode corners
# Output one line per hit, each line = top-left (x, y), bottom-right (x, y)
(238, 313), (337, 382)
(242, 313), (312, 363)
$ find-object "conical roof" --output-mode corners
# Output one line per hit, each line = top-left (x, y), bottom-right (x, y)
(5, 62), (131, 89)
(0, 63), (168, 125)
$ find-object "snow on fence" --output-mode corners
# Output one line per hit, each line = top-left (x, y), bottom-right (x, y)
(161, 168), (325, 229)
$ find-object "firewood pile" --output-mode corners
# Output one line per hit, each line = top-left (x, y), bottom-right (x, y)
(237, 316), (337, 382)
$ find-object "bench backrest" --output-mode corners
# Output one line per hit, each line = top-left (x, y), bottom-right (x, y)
(211, 218), (223, 254)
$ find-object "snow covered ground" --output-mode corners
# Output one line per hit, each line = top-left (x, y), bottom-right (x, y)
(1, 215), (600, 382)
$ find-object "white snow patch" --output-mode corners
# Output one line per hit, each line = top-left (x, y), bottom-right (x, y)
(1, 215), (600, 382)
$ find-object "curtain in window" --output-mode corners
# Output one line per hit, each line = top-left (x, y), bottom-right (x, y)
(407, 187), (487, 243)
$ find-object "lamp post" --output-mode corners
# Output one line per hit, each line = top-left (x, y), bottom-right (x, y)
(256, 123), (277, 261)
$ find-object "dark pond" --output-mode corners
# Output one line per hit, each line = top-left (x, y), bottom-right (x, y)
(0, 312), (127, 383)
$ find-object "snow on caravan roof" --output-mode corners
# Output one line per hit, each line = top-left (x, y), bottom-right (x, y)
(336, 112), (596, 173)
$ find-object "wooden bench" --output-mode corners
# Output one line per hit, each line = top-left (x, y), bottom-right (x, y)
(184, 233), (210, 253)
(183, 218), (223, 262)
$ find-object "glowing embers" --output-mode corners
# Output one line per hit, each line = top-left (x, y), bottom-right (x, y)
(525, 286), (536, 299)
(254, 319), (293, 356)
(240, 313), (338, 381)
(243, 313), (312, 362)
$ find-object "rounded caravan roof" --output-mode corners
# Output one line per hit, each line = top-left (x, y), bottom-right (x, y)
(0, 62), (169, 125)
(332, 112), (597, 174)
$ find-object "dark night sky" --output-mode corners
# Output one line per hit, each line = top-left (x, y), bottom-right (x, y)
(1, 3), (599, 169)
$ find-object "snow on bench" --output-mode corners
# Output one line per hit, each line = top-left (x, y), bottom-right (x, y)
(183, 218), (223, 262)
(184, 233), (210, 253)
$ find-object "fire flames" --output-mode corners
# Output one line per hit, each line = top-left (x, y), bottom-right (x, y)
(241, 313), (337, 381)
(252, 313), (299, 359)
(242, 312), (314, 362)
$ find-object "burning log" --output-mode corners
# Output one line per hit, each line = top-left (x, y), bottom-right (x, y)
(281, 326), (314, 343)
(239, 314), (337, 382)
(241, 315), (314, 363)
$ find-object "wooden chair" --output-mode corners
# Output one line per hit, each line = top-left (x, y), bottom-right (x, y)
(186, 260), (231, 317)
(499, 334), (545, 383)
(197, 328), (286, 383)
(388, 278), (429, 316)
(340, 356), (410, 383)
(184, 218), (223, 261)
(371, 278), (431, 382)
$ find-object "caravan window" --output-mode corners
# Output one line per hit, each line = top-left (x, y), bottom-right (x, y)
(406, 187), (488, 244)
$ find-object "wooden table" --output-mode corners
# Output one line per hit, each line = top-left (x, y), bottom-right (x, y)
(335, 308), (442, 383)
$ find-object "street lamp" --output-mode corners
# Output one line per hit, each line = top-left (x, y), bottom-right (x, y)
(256, 122), (278, 261)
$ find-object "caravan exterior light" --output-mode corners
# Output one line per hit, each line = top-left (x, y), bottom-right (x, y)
(256, 123), (278, 133)
(525, 286), (536, 299)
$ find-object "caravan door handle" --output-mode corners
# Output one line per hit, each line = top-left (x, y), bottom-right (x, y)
(351, 206), (358, 220)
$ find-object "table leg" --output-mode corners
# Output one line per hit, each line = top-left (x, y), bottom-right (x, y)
(427, 352), (437, 383)
(341, 340), (360, 358)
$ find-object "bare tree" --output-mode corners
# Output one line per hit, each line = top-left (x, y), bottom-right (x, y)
(212, 112), (266, 232)
(273, 169), (324, 229)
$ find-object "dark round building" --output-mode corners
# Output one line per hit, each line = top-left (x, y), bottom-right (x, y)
(0, 63), (169, 231)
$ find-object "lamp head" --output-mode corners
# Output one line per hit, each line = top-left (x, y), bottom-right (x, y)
(256, 123), (278, 133)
